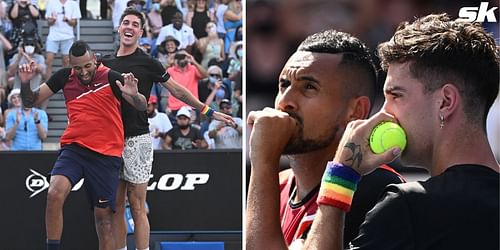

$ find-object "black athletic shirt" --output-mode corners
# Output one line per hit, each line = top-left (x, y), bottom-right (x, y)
(350, 164), (499, 250)
(102, 48), (170, 137)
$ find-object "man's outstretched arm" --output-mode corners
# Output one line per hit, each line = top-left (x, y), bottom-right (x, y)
(160, 77), (234, 124)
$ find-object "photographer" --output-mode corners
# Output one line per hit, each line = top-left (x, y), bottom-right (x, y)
(166, 50), (207, 121)
(8, 0), (40, 55)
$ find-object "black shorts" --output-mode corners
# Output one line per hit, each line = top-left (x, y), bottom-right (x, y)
(51, 143), (122, 211)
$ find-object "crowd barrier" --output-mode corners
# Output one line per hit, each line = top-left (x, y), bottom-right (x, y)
(0, 150), (242, 250)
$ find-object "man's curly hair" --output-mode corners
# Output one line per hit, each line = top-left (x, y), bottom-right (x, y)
(378, 13), (499, 126)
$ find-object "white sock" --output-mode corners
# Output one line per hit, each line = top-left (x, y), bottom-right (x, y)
(136, 248), (149, 250)
(117, 247), (127, 250)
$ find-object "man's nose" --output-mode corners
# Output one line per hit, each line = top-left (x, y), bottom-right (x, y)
(275, 87), (298, 112)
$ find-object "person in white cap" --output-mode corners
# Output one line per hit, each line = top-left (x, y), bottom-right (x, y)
(164, 105), (207, 150)
(4, 87), (48, 150)
(3, 88), (22, 121)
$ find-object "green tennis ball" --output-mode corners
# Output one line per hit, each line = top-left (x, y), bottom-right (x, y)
(369, 121), (407, 154)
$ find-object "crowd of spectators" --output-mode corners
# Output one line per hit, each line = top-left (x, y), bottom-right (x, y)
(0, 0), (243, 151)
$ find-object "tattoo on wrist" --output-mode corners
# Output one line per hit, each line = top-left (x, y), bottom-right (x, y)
(344, 142), (363, 169)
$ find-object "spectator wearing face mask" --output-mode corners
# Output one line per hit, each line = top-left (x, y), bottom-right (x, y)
(198, 65), (230, 107)
(166, 50), (207, 121)
(164, 105), (207, 150)
(7, 37), (47, 110)
(197, 21), (225, 69)
(147, 0), (163, 39)
(197, 65), (232, 134)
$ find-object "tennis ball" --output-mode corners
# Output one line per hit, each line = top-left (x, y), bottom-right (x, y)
(369, 121), (407, 154)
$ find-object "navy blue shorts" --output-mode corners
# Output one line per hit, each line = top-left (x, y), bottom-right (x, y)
(51, 143), (122, 211)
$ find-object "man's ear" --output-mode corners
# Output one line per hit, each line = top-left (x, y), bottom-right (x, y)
(348, 96), (371, 121)
(439, 83), (460, 120)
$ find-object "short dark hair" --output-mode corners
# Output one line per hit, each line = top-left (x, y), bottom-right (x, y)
(378, 13), (500, 127)
(172, 9), (183, 19)
(297, 30), (377, 110)
(69, 40), (93, 57)
(119, 7), (146, 28)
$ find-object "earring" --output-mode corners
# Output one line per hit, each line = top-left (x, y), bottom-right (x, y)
(439, 114), (445, 129)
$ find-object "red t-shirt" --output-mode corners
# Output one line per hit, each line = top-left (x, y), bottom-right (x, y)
(46, 64), (125, 157)
(279, 170), (319, 246)
(166, 64), (201, 111)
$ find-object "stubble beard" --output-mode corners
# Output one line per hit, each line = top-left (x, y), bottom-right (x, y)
(282, 111), (340, 155)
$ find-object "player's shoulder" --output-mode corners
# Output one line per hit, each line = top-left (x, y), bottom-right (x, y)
(53, 67), (72, 79)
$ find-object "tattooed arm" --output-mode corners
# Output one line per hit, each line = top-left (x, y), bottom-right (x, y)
(160, 76), (235, 125)
(121, 92), (147, 111)
(160, 77), (205, 110)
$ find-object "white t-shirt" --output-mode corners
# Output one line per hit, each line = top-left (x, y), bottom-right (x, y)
(148, 111), (173, 150)
(208, 117), (243, 149)
(45, 0), (81, 41)
(156, 24), (196, 49)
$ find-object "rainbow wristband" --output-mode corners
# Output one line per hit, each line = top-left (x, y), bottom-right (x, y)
(201, 105), (214, 118)
(317, 162), (361, 212)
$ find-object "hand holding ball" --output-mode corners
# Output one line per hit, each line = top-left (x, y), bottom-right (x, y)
(369, 121), (407, 154)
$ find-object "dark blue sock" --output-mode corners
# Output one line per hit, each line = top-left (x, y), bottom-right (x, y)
(47, 239), (60, 250)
